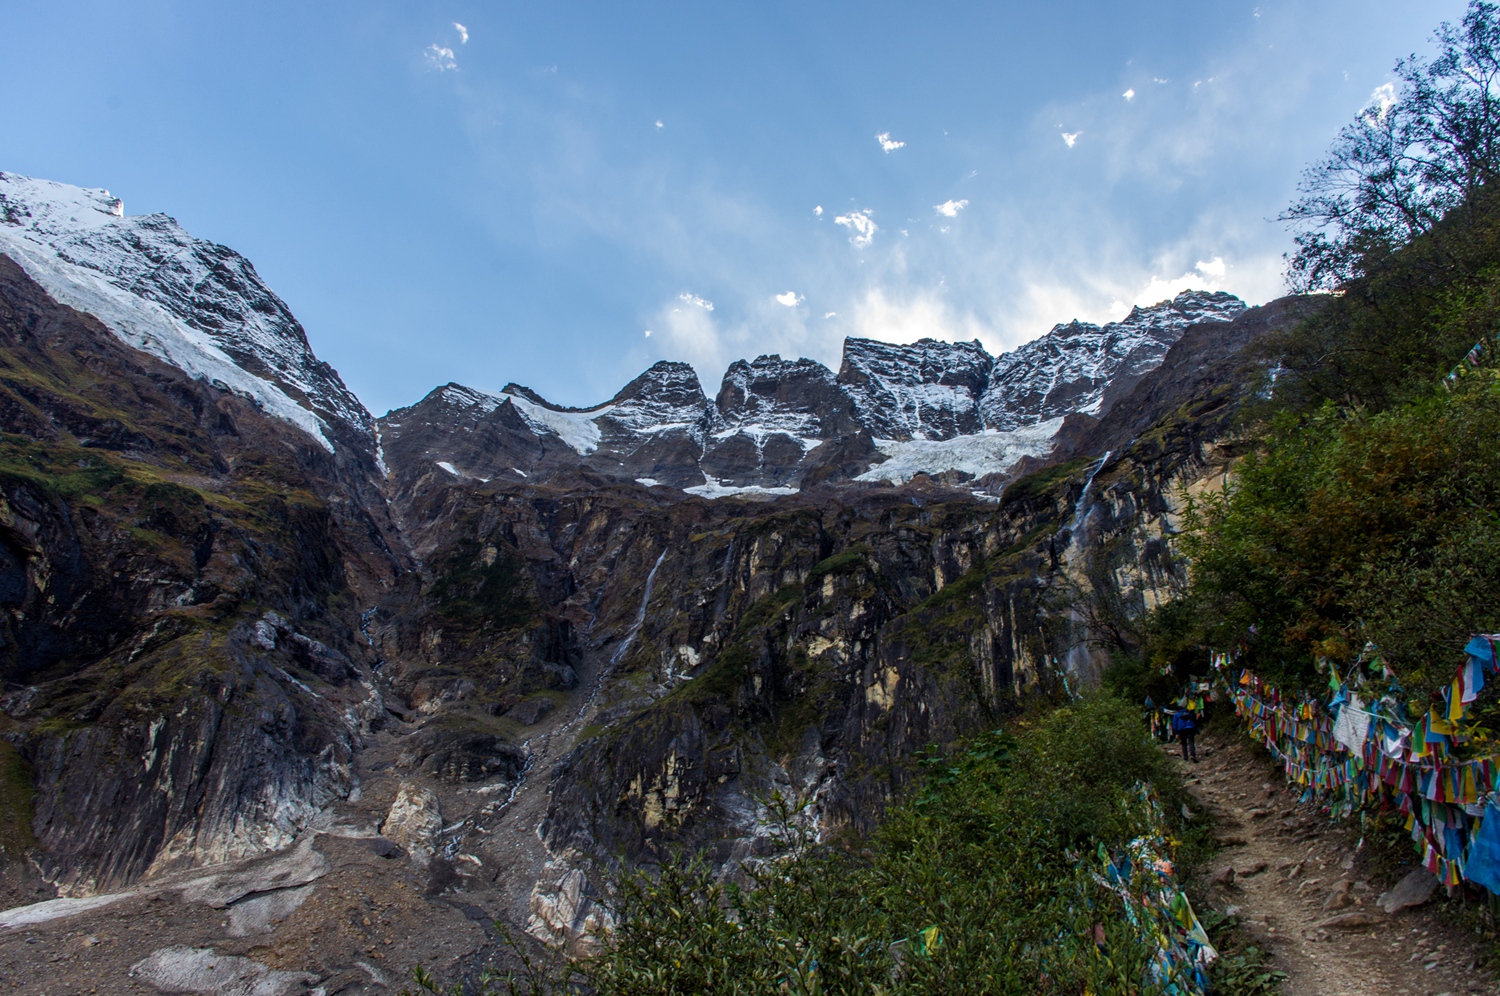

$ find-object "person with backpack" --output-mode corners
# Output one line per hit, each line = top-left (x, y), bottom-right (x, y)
(1171, 705), (1199, 762)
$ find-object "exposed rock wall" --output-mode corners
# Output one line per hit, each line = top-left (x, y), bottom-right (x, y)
(0, 256), (396, 893)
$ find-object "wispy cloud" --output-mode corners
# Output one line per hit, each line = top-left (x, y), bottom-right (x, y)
(813, 205), (823, 216)
(876, 131), (905, 153)
(1061, 130), (1081, 147)
(934, 199), (969, 218)
(424, 44), (457, 72)
(679, 292), (714, 311)
(1123, 88), (1136, 101)
(834, 209), (877, 248)
(655, 119), (664, 129)
(775, 291), (803, 307)
(454, 22), (469, 44)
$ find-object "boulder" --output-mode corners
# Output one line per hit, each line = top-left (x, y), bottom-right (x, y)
(380, 782), (443, 865)
(1379, 867), (1439, 914)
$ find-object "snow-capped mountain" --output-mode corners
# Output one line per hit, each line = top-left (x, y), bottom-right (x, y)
(0, 172), (1246, 500)
(380, 291), (1248, 497)
(0, 173), (375, 461)
(838, 337), (992, 440)
(380, 362), (715, 493)
(981, 291), (1245, 431)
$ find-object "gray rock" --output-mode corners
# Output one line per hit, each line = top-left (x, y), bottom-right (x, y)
(225, 884), (315, 937)
(177, 838), (329, 909)
(506, 697), (556, 726)
(380, 782), (442, 865)
(129, 945), (316, 995)
(1379, 867), (1440, 914)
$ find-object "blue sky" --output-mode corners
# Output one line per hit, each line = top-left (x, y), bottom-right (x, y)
(0, 1), (1467, 413)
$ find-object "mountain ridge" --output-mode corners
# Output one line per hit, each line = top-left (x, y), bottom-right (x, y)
(380, 290), (1246, 497)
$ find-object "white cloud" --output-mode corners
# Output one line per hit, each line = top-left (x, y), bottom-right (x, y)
(934, 199), (969, 218)
(775, 291), (803, 307)
(454, 22), (469, 44)
(655, 119), (664, 129)
(1061, 131), (1081, 147)
(834, 209), (877, 248)
(824, 312), (838, 319)
(813, 205), (823, 216)
(679, 292), (714, 311)
(848, 288), (993, 348)
(876, 132), (905, 153)
(1128, 255), (1243, 308)
(643, 329), (652, 337)
(424, 44), (457, 72)
(1365, 82), (1397, 123)
(1152, 77), (1170, 84)
(1123, 88), (1136, 101)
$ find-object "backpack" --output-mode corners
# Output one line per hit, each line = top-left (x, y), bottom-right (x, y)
(1173, 710), (1196, 733)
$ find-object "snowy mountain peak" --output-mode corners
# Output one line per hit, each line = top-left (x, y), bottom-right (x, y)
(380, 289), (1251, 498)
(610, 360), (707, 410)
(715, 355), (840, 432)
(0, 174), (125, 232)
(0, 172), (377, 461)
(981, 290), (1244, 431)
(838, 337), (993, 441)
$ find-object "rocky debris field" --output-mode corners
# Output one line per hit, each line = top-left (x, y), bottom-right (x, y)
(1186, 730), (1499, 996)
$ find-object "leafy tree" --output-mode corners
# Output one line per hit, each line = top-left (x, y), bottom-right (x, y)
(1161, 376), (1500, 696)
(1285, 1), (1500, 292)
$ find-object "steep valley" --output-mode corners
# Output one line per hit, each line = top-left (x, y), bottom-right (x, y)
(0, 172), (1311, 993)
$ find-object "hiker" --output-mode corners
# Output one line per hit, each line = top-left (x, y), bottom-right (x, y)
(1171, 705), (1199, 762)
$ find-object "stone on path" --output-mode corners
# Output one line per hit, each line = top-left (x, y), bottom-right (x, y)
(1313, 912), (1375, 930)
(1378, 867), (1439, 914)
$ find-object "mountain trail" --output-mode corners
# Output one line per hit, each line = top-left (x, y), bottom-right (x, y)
(1184, 730), (1497, 996)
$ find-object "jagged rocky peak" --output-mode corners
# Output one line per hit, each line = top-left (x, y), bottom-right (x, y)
(716, 354), (834, 414)
(838, 337), (993, 441)
(599, 360), (711, 433)
(378, 363), (716, 493)
(713, 354), (847, 435)
(0, 171), (375, 460)
(981, 289), (1245, 431)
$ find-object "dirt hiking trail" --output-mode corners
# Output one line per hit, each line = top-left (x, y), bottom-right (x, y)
(1183, 730), (1498, 996)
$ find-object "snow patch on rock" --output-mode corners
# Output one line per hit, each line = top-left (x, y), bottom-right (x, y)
(856, 418), (1064, 485)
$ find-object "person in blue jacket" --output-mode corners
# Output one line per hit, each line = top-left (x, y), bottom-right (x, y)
(1171, 705), (1199, 762)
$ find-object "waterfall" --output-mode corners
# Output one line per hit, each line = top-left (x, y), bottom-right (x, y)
(1061, 451), (1111, 678)
(1065, 450), (1111, 546)
(610, 549), (668, 666)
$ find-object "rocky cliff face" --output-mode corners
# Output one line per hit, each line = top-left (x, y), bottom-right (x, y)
(365, 297), (1302, 949)
(0, 254), (398, 894)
